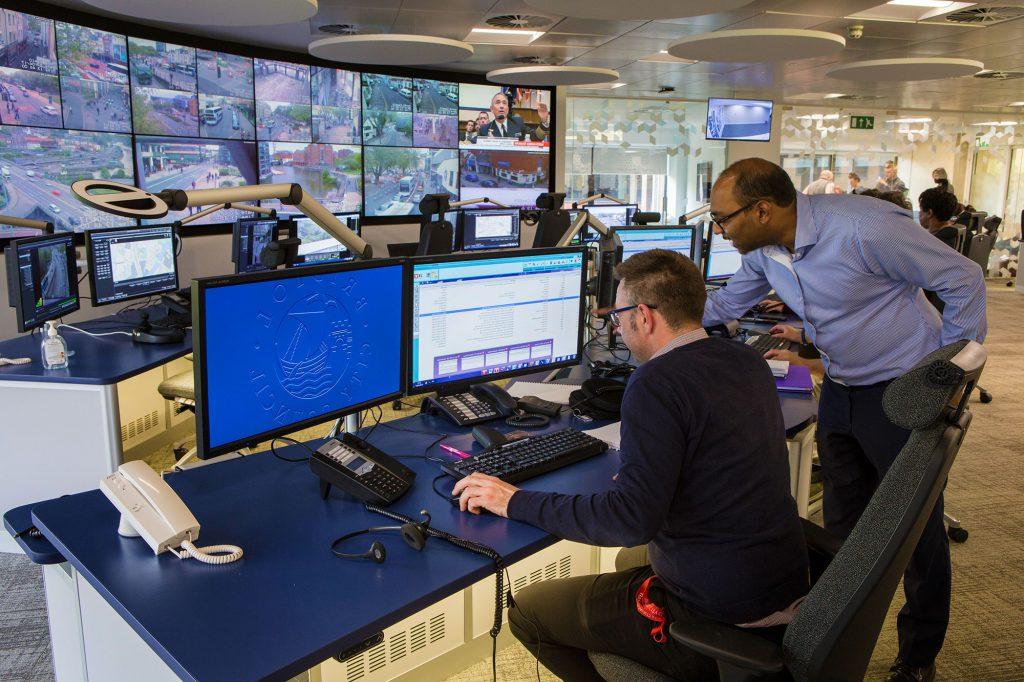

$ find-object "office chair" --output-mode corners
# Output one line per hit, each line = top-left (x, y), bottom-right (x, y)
(157, 359), (197, 468)
(589, 340), (986, 682)
(533, 208), (571, 248)
(415, 220), (454, 256)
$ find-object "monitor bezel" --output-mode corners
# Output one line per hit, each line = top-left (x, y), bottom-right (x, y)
(191, 257), (408, 460)
(705, 97), (774, 142)
(455, 206), (522, 252)
(702, 226), (741, 282)
(612, 225), (697, 262)
(232, 217), (284, 274)
(404, 245), (588, 396)
(288, 212), (362, 267)
(86, 223), (179, 306)
(6, 232), (80, 333)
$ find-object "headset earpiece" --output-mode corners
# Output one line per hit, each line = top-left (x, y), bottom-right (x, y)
(369, 541), (386, 563)
(401, 524), (427, 551)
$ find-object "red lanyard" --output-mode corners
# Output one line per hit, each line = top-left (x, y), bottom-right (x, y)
(635, 575), (667, 643)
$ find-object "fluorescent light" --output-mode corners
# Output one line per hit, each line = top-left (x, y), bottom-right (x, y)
(973, 121), (1018, 126)
(797, 113), (841, 120)
(887, 0), (954, 7)
(1009, 101), (1024, 106)
(465, 27), (543, 45)
(886, 117), (932, 123)
(823, 93), (846, 99)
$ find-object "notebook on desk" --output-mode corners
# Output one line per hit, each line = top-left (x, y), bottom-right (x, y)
(776, 364), (814, 393)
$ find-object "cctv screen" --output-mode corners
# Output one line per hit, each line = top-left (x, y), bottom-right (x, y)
(587, 203), (637, 228)
(460, 207), (520, 251)
(88, 225), (177, 305)
(291, 213), (359, 266)
(705, 231), (743, 281)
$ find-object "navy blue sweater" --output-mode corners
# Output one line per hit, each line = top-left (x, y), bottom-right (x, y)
(508, 337), (810, 624)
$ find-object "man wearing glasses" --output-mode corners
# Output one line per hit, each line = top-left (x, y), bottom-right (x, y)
(453, 249), (810, 680)
(702, 158), (987, 682)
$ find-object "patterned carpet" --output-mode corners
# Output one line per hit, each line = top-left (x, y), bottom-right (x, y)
(1, 284), (1022, 681)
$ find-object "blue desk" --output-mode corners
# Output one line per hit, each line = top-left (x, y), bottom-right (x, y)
(27, 413), (618, 681)
(0, 310), (193, 553)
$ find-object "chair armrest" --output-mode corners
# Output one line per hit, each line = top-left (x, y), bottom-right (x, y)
(801, 517), (841, 558)
(669, 619), (784, 674)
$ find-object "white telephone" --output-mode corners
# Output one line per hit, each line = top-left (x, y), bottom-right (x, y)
(100, 461), (243, 564)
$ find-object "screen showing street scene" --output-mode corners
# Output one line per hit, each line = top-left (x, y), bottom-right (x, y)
(362, 74), (412, 147)
(460, 149), (548, 208)
(128, 38), (198, 137)
(255, 58), (310, 142)
(197, 50), (252, 99)
(363, 147), (457, 217)
(55, 22), (130, 133)
(0, 125), (134, 232)
(0, 10), (58, 74)
(34, 240), (73, 304)
(199, 94), (255, 140)
(459, 85), (551, 151)
(413, 79), (457, 149)
(311, 66), (359, 145)
(135, 136), (258, 226)
(0, 67), (62, 127)
(197, 50), (254, 141)
(258, 141), (361, 214)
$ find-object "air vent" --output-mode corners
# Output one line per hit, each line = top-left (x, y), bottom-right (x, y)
(512, 55), (563, 65)
(945, 6), (1024, 24)
(830, 94), (879, 101)
(974, 70), (1024, 80)
(486, 14), (553, 29)
(318, 23), (358, 35)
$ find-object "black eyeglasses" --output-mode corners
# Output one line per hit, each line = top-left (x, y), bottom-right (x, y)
(607, 303), (657, 327)
(710, 201), (758, 230)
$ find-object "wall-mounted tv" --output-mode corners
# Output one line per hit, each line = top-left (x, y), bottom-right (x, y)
(706, 98), (773, 142)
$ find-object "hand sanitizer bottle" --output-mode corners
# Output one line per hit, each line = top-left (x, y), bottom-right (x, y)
(41, 321), (69, 370)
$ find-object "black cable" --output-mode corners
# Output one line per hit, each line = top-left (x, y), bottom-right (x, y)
(431, 473), (459, 505)
(13, 525), (42, 540)
(269, 436), (315, 462)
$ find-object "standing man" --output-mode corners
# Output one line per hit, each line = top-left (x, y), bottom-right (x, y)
(848, 172), (868, 194)
(803, 169), (835, 195)
(702, 158), (986, 682)
(876, 160), (908, 195)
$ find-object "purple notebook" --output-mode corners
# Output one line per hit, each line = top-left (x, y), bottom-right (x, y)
(776, 364), (814, 393)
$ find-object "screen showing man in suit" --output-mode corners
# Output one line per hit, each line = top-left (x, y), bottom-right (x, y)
(458, 85), (550, 151)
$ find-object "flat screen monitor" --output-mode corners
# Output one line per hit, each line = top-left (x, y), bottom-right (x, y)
(456, 207), (521, 251)
(290, 213), (360, 266)
(87, 225), (178, 306)
(5, 233), (80, 333)
(567, 209), (599, 246)
(705, 230), (743, 282)
(615, 226), (697, 262)
(586, 203), (638, 229)
(192, 259), (406, 460)
(706, 98), (773, 142)
(407, 247), (586, 394)
(232, 217), (283, 274)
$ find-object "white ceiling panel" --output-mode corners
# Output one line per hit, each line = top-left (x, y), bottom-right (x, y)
(548, 17), (646, 36)
(534, 33), (613, 47)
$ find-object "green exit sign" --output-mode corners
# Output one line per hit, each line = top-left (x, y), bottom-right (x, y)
(850, 115), (875, 130)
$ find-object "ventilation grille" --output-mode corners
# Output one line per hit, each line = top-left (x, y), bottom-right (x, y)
(512, 56), (563, 65)
(342, 612), (449, 682)
(121, 410), (160, 443)
(486, 14), (553, 29)
(974, 70), (1024, 80)
(318, 23), (359, 35)
(945, 6), (1024, 24)
(512, 554), (574, 595)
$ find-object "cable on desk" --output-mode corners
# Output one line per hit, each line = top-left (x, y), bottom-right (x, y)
(58, 324), (132, 339)
(270, 436), (315, 463)
(173, 531), (243, 564)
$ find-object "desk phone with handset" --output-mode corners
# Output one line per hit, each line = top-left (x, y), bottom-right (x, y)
(420, 383), (518, 427)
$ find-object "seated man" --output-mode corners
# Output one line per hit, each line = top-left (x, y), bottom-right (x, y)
(453, 249), (810, 680)
(918, 187), (961, 251)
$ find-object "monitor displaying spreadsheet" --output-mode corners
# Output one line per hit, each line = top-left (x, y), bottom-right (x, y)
(705, 231), (743, 281)
(615, 226), (696, 262)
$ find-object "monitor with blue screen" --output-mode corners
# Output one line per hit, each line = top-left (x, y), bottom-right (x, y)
(86, 225), (178, 305)
(407, 247), (586, 394)
(192, 259), (406, 459)
(5, 233), (80, 333)
(289, 213), (360, 266)
(704, 230), (743, 281)
(615, 226), (697, 263)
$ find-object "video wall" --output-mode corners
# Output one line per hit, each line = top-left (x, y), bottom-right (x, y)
(0, 8), (553, 239)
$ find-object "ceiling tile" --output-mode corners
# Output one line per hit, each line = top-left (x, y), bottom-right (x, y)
(533, 32), (612, 47)
(548, 17), (646, 36)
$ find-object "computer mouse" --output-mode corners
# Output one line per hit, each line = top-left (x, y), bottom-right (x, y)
(472, 425), (507, 449)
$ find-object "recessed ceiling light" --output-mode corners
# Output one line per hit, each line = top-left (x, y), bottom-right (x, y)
(797, 113), (841, 120)
(823, 93), (847, 98)
(886, 117), (932, 123)
(466, 27), (544, 45)
(1008, 101), (1024, 106)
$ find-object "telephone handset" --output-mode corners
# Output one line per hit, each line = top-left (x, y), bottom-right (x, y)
(421, 382), (518, 427)
(100, 461), (243, 564)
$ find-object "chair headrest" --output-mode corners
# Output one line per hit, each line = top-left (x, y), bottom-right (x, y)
(883, 340), (987, 430)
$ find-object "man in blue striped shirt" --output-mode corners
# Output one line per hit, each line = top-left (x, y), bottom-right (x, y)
(703, 158), (986, 682)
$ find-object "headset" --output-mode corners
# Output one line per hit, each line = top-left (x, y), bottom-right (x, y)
(330, 509), (432, 563)
(569, 377), (627, 420)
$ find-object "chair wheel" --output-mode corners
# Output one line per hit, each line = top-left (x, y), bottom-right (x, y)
(979, 390), (993, 404)
(948, 526), (969, 543)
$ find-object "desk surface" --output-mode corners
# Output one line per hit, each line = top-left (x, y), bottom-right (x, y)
(0, 311), (192, 386)
(30, 413), (619, 682)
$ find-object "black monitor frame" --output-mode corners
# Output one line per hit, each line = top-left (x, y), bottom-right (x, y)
(191, 258), (408, 460)
(585, 203), (638, 229)
(404, 246), (588, 396)
(86, 224), (179, 306)
(5, 232), (80, 333)
(232, 217), (288, 274)
(288, 212), (361, 267)
(612, 225), (698, 263)
(454, 206), (522, 252)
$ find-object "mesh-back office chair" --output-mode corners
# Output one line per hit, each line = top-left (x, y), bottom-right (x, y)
(533, 209), (571, 248)
(416, 220), (454, 256)
(590, 340), (986, 682)
(157, 359), (197, 468)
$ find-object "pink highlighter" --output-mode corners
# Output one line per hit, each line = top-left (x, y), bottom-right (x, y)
(440, 443), (471, 459)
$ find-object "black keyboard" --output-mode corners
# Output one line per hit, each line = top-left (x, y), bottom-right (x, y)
(746, 334), (788, 354)
(441, 427), (609, 484)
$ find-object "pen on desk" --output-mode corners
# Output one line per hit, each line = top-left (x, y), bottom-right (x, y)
(439, 443), (471, 459)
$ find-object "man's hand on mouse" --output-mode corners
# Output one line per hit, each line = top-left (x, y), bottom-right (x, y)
(452, 473), (518, 517)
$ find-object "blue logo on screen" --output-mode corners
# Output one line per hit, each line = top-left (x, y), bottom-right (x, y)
(274, 293), (353, 400)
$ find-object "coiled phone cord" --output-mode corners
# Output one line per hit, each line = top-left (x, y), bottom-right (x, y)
(174, 532), (244, 564)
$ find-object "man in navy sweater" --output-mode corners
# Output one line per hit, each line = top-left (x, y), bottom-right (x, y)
(453, 249), (810, 680)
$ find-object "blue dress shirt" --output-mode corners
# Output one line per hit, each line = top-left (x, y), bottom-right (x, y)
(703, 193), (987, 385)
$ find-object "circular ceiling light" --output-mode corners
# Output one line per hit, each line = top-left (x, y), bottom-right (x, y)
(523, 0), (754, 20)
(82, 0), (317, 26)
(668, 29), (846, 62)
(827, 58), (985, 81)
(309, 35), (474, 65)
(486, 66), (620, 86)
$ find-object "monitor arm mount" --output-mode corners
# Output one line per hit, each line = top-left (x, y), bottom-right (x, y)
(0, 215), (54, 234)
(174, 202), (277, 227)
(680, 204), (711, 225)
(70, 180), (371, 261)
(417, 193), (510, 226)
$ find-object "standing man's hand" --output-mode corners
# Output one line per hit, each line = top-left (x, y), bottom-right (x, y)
(769, 324), (803, 343)
(452, 473), (519, 517)
(537, 102), (550, 128)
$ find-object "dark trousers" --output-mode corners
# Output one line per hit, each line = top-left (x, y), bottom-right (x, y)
(817, 377), (951, 667)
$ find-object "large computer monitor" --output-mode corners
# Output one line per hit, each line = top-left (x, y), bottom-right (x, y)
(290, 213), (361, 267)
(455, 207), (521, 251)
(407, 247), (587, 394)
(233, 218), (288, 274)
(5, 233), (80, 333)
(586, 203), (638, 229)
(704, 230), (743, 282)
(192, 259), (406, 460)
(86, 225), (178, 306)
(615, 226), (697, 263)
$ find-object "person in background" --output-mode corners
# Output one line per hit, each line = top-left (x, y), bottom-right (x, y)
(803, 169), (835, 195)
(932, 167), (954, 195)
(876, 160), (908, 195)
(848, 172), (868, 194)
(879, 190), (913, 211)
(461, 119), (477, 143)
(919, 187), (962, 251)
